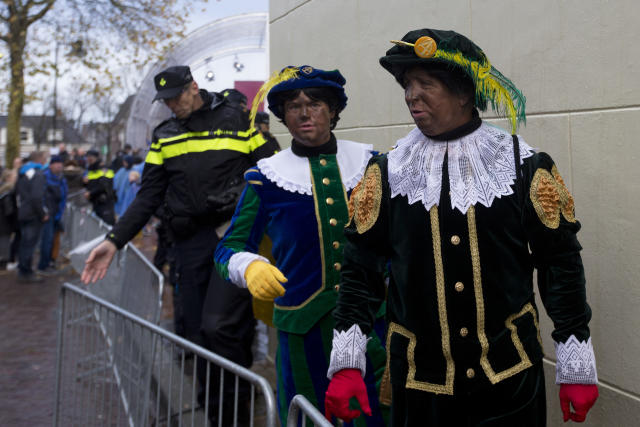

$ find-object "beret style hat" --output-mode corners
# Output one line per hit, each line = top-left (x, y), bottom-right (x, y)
(380, 28), (526, 133)
(249, 65), (348, 127)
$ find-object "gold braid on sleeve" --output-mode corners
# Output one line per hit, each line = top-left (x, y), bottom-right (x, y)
(347, 163), (382, 234)
(530, 166), (576, 229)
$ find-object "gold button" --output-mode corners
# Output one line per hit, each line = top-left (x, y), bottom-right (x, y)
(334, 262), (341, 271)
(319, 159), (327, 166)
(326, 197), (334, 205)
(454, 282), (464, 292)
(322, 177), (330, 185)
(466, 368), (475, 379)
(334, 284), (340, 292)
(450, 235), (461, 245)
(332, 241), (340, 249)
(460, 327), (468, 337)
(329, 218), (337, 226)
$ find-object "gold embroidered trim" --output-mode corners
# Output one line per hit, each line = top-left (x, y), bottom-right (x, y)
(348, 164), (382, 234)
(429, 206), (455, 394)
(386, 321), (454, 395)
(530, 166), (576, 229)
(468, 206), (535, 384)
(378, 360), (392, 405)
(347, 180), (361, 224)
(382, 207), (454, 396)
(552, 165), (576, 223)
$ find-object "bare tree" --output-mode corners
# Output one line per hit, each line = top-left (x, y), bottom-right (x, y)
(0, 0), (197, 166)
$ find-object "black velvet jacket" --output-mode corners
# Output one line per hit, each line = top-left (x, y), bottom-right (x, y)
(334, 121), (591, 396)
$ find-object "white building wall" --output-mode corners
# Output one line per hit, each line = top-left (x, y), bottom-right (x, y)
(270, 1), (640, 425)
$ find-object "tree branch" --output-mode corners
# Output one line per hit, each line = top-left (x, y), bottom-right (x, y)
(26, 0), (55, 26)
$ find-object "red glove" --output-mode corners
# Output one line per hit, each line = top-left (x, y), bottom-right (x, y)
(325, 368), (372, 423)
(559, 384), (599, 422)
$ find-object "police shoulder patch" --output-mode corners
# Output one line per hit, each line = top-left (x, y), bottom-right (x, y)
(530, 165), (576, 229)
(348, 163), (382, 234)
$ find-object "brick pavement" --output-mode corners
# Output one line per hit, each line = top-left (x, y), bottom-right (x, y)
(0, 264), (73, 427)
(0, 230), (279, 426)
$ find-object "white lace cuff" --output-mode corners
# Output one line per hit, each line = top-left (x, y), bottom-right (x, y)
(555, 335), (598, 384)
(327, 324), (369, 379)
(228, 252), (269, 288)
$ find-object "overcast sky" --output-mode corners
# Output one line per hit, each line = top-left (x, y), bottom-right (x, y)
(185, 0), (268, 33)
(18, 0), (269, 120)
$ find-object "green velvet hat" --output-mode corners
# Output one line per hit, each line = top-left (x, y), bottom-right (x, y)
(380, 29), (526, 133)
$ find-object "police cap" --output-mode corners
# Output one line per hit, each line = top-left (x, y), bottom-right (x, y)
(255, 112), (270, 125)
(153, 65), (193, 102)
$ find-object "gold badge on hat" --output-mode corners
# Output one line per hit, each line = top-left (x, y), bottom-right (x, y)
(390, 36), (437, 58)
(301, 66), (314, 74)
(159, 78), (167, 87)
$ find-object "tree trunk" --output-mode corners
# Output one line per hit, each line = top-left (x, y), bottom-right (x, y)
(5, 17), (28, 167)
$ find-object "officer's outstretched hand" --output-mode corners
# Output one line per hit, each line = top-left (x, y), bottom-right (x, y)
(559, 384), (599, 423)
(325, 368), (371, 423)
(81, 240), (117, 284)
(244, 260), (287, 300)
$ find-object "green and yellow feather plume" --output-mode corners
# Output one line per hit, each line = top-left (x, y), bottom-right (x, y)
(249, 66), (300, 129)
(433, 49), (526, 133)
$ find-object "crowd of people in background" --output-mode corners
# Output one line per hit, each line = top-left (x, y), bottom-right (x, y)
(0, 141), (147, 282)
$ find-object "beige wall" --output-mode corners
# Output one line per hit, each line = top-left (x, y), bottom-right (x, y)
(270, 1), (640, 425)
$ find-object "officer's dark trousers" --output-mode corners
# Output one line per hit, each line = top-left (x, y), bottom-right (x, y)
(174, 223), (255, 421)
(173, 225), (217, 345)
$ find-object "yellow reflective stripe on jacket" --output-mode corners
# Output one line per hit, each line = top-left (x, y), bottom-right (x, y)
(146, 150), (163, 165)
(87, 169), (114, 180)
(145, 129), (266, 165)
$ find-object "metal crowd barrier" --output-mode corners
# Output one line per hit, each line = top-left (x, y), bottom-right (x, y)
(55, 199), (336, 427)
(287, 395), (333, 427)
(54, 283), (278, 427)
(61, 201), (163, 324)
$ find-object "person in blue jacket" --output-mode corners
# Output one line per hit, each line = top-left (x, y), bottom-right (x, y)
(38, 155), (67, 273)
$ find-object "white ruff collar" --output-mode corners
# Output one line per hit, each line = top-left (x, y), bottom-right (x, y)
(388, 123), (535, 214)
(257, 139), (373, 195)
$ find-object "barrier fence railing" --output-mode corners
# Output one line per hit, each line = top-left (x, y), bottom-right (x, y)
(61, 201), (164, 324)
(56, 201), (332, 426)
(54, 282), (278, 427)
(287, 395), (333, 427)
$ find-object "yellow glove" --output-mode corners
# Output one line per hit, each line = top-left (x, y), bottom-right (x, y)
(244, 260), (287, 301)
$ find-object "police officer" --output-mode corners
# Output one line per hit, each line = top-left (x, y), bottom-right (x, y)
(84, 149), (116, 225)
(254, 111), (281, 151)
(81, 65), (277, 352)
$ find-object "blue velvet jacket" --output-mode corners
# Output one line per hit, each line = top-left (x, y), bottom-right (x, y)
(215, 139), (376, 334)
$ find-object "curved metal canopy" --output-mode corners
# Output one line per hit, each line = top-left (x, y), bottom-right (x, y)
(125, 13), (267, 149)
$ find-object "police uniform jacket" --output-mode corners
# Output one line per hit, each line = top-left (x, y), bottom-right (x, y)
(107, 90), (277, 248)
(85, 161), (115, 206)
(332, 118), (596, 397)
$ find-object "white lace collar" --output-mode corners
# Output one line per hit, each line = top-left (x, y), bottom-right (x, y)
(388, 123), (535, 214)
(257, 139), (373, 195)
